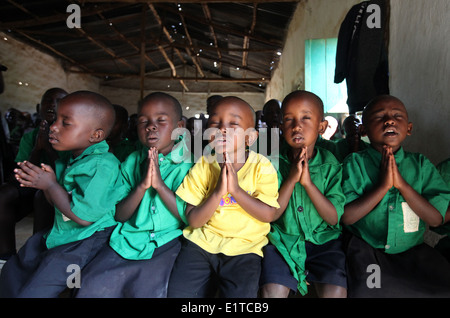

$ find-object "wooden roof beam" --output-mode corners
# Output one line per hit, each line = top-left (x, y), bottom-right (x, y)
(75, 28), (135, 71)
(96, 11), (158, 69)
(148, 3), (189, 91)
(242, 4), (257, 69)
(70, 71), (270, 83)
(178, 12), (205, 78)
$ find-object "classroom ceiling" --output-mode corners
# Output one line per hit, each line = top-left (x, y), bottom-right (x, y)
(0, 0), (299, 95)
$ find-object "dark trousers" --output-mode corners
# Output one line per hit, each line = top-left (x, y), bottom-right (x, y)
(0, 226), (113, 298)
(75, 237), (181, 298)
(168, 239), (262, 298)
(345, 233), (450, 298)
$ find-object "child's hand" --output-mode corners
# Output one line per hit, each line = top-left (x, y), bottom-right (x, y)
(225, 152), (240, 195)
(389, 147), (406, 190)
(379, 145), (394, 190)
(149, 148), (164, 190)
(215, 160), (228, 197)
(298, 147), (312, 187)
(14, 161), (57, 191)
(140, 149), (153, 189)
(289, 147), (306, 182)
(34, 120), (51, 150)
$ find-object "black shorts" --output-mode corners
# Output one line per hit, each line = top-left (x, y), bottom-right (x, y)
(344, 233), (450, 297)
(260, 237), (347, 292)
(168, 239), (262, 298)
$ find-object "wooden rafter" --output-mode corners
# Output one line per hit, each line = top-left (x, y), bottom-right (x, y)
(0, 3), (129, 29)
(70, 71), (269, 83)
(75, 28), (135, 70)
(178, 13), (205, 78)
(139, 4), (146, 99)
(201, 3), (222, 72)
(148, 3), (189, 91)
(158, 4), (282, 47)
(96, 11), (158, 69)
(242, 4), (258, 69)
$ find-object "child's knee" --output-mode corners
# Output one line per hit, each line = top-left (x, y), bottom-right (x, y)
(260, 283), (291, 298)
(314, 283), (347, 298)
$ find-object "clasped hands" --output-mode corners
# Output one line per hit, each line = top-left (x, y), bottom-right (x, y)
(14, 161), (57, 191)
(140, 147), (164, 190)
(380, 145), (407, 191)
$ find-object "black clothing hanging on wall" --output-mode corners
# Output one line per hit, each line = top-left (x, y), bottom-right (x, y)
(335, 0), (390, 114)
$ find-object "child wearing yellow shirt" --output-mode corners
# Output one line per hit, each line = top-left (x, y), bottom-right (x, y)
(168, 96), (279, 298)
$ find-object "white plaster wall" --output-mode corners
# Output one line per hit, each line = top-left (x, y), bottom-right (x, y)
(266, 0), (361, 101)
(0, 32), (100, 114)
(389, 0), (450, 164)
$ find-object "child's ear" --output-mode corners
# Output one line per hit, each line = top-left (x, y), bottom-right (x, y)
(246, 129), (259, 147)
(89, 129), (105, 143)
(318, 119), (328, 135)
(177, 120), (184, 128)
(406, 122), (413, 136)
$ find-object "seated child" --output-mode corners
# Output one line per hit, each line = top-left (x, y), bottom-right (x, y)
(168, 96), (280, 298)
(0, 88), (68, 267)
(75, 92), (193, 298)
(106, 104), (136, 162)
(257, 99), (282, 156)
(260, 90), (347, 298)
(342, 95), (450, 297)
(333, 115), (368, 162)
(0, 91), (125, 298)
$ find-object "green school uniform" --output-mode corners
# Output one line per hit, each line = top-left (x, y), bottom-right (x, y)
(112, 138), (136, 162)
(269, 146), (345, 295)
(45, 141), (125, 249)
(332, 138), (369, 162)
(315, 135), (337, 154)
(437, 158), (450, 185)
(342, 146), (450, 254)
(431, 158), (450, 236)
(109, 136), (193, 260)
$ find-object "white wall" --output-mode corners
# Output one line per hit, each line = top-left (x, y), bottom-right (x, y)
(0, 32), (100, 114)
(389, 0), (450, 164)
(266, 0), (361, 101)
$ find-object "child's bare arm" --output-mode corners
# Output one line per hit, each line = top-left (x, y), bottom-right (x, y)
(273, 176), (296, 221)
(273, 148), (305, 220)
(231, 186), (277, 223)
(185, 164), (227, 228)
(148, 148), (180, 220)
(342, 146), (393, 225)
(225, 160), (276, 223)
(115, 150), (153, 222)
(15, 161), (92, 226)
(389, 147), (443, 226)
(299, 151), (338, 225)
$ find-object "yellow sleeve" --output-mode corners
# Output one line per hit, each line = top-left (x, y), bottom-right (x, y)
(175, 156), (211, 206)
(252, 155), (280, 209)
